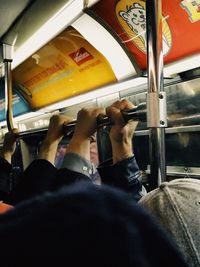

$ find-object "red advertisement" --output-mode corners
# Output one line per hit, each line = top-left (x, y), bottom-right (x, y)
(91, 0), (200, 70)
(69, 47), (94, 66)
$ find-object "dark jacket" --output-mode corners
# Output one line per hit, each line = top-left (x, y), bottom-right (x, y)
(11, 154), (145, 204)
(98, 156), (146, 202)
(0, 157), (22, 203)
(0, 182), (189, 267)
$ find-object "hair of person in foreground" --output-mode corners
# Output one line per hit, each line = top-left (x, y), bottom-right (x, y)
(140, 178), (200, 267)
(0, 181), (188, 267)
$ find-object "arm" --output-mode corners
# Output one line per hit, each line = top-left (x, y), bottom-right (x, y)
(37, 112), (98, 177)
(11, 115), (73, 204)
(107, 99), (136, 163)
(98, 99), (146, 201)
(38, 114), (72, 164)
(1, 128), (19, 164)
(11, 111), (103, 203)
(0, 129), (21, 202)
(61, 107), (105, 177)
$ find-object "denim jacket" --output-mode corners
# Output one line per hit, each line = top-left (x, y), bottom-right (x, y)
(97, 156), (146, 202)
(62, 153), (146, 202)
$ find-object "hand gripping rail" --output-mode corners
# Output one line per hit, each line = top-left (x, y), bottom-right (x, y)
(17, 103), (146, 139)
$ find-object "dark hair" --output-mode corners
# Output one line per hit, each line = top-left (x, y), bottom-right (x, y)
(0, 182), (188, 267)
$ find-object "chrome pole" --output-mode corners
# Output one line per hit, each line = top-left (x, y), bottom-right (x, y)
(3, 43), (14, 131)
(146, 0), (167, 189)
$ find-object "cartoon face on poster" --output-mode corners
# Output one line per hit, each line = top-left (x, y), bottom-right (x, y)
(180, 0), (200, 23)
(115, 0), (172, 55)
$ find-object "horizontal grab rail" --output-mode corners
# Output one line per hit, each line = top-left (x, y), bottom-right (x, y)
(17, 103), (147, 139)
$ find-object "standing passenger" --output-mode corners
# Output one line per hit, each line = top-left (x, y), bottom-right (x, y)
(0, 128), (21, 203)
(97, 99), (146, 201)
(139, 178), (200, 267)
(11, 100), (145, 204)
(0, 182), (189, 267)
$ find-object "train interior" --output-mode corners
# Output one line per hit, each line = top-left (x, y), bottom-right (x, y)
(0, 0), (200, 189)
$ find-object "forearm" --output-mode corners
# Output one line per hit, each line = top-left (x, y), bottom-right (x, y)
(98, 156), (146, 202)
(67, 137), (91, 161)
(111, 139), (134, 164)
(38, 140), (59, 165)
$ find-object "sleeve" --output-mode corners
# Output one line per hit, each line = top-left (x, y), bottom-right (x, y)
(61, 152), (95, 179)
(0, 157), (23, 203)
(97, 156), (147, 202)
(11, 157), (93, 204)
(52, 168), (92, 190)
(0, 157), (12, 197)
(54, 152), (93, 190)
(11, 159), (57, 204)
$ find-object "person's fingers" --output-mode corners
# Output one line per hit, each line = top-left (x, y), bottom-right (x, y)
(11, 128), (19, 138)
(106, 106), (125, 125)
(109, 99), (135, 111)
(49, 115), (73, 129)
(12, 128), (19, 134)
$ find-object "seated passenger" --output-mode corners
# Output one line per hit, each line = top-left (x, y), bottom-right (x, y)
(0, 182), (188, 267)
(139, 178), (200, 267)
(0, 128), (22, 203)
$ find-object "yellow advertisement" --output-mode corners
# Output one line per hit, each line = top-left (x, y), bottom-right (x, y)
(13, 26), (117, 109)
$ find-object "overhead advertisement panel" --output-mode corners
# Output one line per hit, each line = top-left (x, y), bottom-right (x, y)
(90, 0), (200, 70)
(12, 26), (117, 109)
(0, 82), (30, 122)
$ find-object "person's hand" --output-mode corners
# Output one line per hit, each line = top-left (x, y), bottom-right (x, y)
(67, 107), (105, 160)
(38, 114), (73, 164)
(2, 128), (19, 163)
(106, 99), (138, 164)
(73, 108), (105, 141)
(44, 114), (72, 145)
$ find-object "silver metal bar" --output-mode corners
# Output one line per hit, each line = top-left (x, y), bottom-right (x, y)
(4, 61), (14, 131)
(146, 166), (200, 179)
(146, 0), (167, 189)
(149, 128), (166, 188)
(3, 43), (14, 131)
(17, 106), (146, 139)
(134, 125), (200, 136)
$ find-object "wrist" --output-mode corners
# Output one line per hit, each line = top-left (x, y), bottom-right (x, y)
(38, 140), (58, 164)
(67, 138), (90, 161)
(40, 139), (59, 150)
(111, 141), (134, 164)
(1, 152), (12, 164)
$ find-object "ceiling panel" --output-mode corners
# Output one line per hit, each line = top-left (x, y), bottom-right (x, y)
(0, 0), (32, 39)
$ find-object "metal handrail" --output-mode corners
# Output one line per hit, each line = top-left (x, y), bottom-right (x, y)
(3, 43), (14, 131)
(17, 104), (147, 139)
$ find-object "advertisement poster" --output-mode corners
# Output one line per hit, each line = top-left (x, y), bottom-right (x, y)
(13, 26), (117, 109)
(91, 0), (200, 69)
(0, 83), (30, 122)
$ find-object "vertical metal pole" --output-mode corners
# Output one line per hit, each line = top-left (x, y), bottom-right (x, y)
(3, 43), (14, 131)
(146, 0), (167, 189)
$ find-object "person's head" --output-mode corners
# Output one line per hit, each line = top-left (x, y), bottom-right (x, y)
(139, 178), (200, 267)
(0, 182), (187, 267)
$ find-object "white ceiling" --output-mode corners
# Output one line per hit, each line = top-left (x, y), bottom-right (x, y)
(0, 0), (32, 39)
